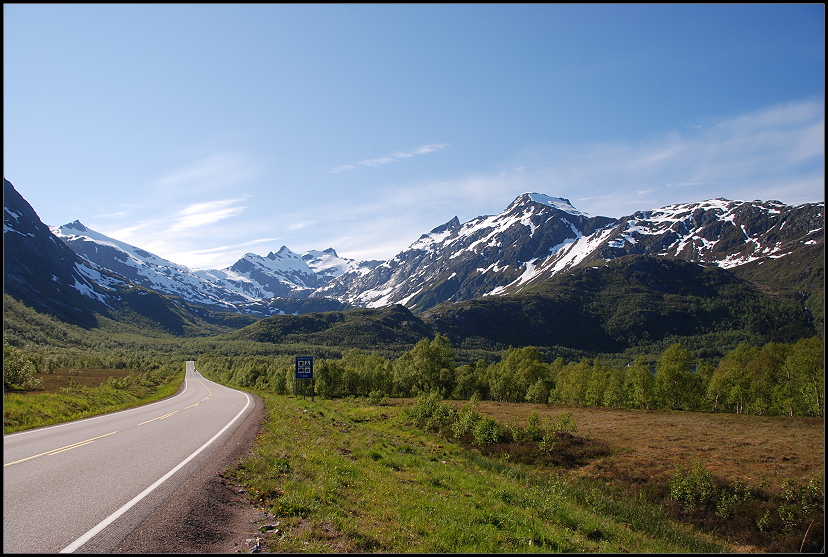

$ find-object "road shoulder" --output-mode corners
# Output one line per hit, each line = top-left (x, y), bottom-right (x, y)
(114, 391), (266, 553)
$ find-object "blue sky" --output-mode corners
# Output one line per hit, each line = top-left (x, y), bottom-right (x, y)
(4, 4), (824, 269)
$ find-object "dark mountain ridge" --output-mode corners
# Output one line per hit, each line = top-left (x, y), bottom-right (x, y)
(3, 178), (256, 335)
(227, 255), (818, 360)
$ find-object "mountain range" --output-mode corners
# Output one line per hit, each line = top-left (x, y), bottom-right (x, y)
(4, 177), (824, 356)
(50, 219), (372, 316)
(41, 188), (826, 315)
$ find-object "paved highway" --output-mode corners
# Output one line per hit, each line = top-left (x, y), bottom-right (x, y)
(3, 362), (255, 553)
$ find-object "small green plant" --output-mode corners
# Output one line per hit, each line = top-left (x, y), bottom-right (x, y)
(539, 432), (558, 455)
(715, 478), (755, 518)
(525, 411), (543, 441)
(503, 420), (524, 442)
(452, 406), (481, 439)
(426, 401), (457, 432)
(472, 415), (503, 445)
(777, 474), (825, 532)
(669, 459), (716, 509)
(756, 509), (772, 532)
(544, 411), (578, 435)
(406, 390), (456, 432)
(367, 389), (387, 406)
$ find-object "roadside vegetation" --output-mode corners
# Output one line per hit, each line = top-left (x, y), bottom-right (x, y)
(204, 387), (822, 553)
(4, 294), (823, 551)
(196, 334), (824, 418)
(219, 392), (728, 552)
(3, 340), (184, 433)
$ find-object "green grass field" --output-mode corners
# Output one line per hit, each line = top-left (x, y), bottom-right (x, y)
(230, 393), (732, 553)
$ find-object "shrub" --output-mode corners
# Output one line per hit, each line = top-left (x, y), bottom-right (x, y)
(407, 390), (456, 432)
(714, 478), (755, 519)
(472, 415), (503, 445)
(452, 406), (481, 439)
(539, 431), (558, 455)
(3, 342), (43, 390)
(367, 390), (387, 406)
(426, 401), (457, 432)
(406, 391), (442, 423)
(778, 473), (825, 532)
(669, 459), (716, 509)
(525, 411), (543, 441)
(544, 411), (578, 435)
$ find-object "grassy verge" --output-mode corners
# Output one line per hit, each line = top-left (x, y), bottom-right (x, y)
(229, 392), (729, 552)
(3, 370), (185, 434)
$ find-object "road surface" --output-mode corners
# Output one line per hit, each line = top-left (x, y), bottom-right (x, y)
(3, 362), (255, 553)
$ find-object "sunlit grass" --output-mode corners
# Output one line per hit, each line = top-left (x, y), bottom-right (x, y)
(229, 393), (728, 553)
(3, 371), (184, 434)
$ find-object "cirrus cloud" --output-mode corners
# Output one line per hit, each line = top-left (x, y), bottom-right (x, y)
(331, 143), (449, 173)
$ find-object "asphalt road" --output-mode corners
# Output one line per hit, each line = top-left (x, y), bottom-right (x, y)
(3, 362), (255, 553)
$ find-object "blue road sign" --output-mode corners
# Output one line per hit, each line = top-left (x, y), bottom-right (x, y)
(295, 356), (313, 379)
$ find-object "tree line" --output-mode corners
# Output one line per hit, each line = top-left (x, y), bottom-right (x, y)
(195, 334), (824, 418)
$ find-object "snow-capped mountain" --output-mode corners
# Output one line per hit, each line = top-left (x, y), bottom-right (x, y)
(21, 182), (824, 318)
(4, 178), (184, 328)
(314, 193), (824, 312)
(52, 221), (253, 311)
(505, 197), (825, 293)
(303, 248), (382, 282)
(50, 221), (376, 315)
(311, 193), (616, 310)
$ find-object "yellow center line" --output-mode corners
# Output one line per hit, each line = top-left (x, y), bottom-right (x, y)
(198, 381), (213, 402)
(137, 411), (178, 426)
(4, 431), (119, 467)
(184, 403), (200, 409)
(48, 440), (97, 455)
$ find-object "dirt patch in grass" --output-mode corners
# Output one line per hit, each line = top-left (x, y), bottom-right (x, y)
(20, 368), (138, 393)
(456, 401), (824, 491)
(388, 397), (824, 552)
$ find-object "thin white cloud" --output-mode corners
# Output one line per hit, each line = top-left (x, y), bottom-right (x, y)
(288, 220), (316, 231)
(95, 197), (251, 268)
(304, 98), (824, 261)
(149, 151), (264, 196)
(493, 98), (825, 217)
(166, 237), (282, 269)
(167, 198), (247, 233)
(331, 143), (449, 173)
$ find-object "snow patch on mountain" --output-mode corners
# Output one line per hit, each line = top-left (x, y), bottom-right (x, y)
(526, 193), (592, 217)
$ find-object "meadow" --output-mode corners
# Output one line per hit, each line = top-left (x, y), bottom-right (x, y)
(3, 366), (184, 434)
(224, 390), (823, 553)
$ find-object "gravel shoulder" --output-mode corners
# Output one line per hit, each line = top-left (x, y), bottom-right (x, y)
(114, 391), (266, 553)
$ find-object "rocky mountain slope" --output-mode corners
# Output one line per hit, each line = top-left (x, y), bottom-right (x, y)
(4, 178), (251, 334)
(7, 177), (824, 326)
(312, 193), (616, 312)
(314, 194), (824, 312)
(50, 221), (373, 315)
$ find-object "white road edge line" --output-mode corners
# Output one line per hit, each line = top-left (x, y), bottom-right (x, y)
(59, 386), (251, 553)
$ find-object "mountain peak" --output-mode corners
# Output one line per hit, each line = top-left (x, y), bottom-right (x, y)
(429, 216), (461, 235)
(526, 193), (572, 206)
(54, 220), (89, 233)
(512, 192), (592, 217)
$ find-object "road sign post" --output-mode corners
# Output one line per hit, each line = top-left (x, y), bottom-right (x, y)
(295, 356), (314, 401)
